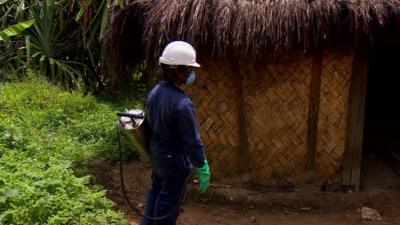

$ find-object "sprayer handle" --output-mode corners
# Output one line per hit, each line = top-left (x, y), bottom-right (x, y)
(117, 112), (145, 119)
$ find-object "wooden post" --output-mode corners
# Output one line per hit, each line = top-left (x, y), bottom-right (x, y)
(305, 48), (323, 182)
(342, 46), (369, 191)
(231, 61), (252, 183)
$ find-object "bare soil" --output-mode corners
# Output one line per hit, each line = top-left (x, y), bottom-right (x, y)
(361, 153), (400, 191)
(90, 158), (400, 225)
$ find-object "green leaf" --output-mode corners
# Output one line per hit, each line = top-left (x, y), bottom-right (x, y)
(0, 19), (35, 41)
(0, 196), (7, 204)
(0, 211), (11, 223)
(75, 8), (84, 21)
(5, 188), (19, 197)
(99, 1), (110, 40)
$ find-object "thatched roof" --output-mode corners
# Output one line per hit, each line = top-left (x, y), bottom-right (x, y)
(103, 0), (400, 85)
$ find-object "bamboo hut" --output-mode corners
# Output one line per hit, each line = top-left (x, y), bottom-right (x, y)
(104, 0), (400, 191)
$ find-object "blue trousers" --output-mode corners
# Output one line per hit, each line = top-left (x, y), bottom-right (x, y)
(140, 170), (191, 225)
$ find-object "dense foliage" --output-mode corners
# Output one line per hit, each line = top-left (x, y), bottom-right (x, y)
(0, 0), (116, 90)
(0, 0), (147, 224)
(0, 78), (140, 224)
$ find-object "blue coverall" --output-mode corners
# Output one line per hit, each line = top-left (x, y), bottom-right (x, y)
(140, 81), (206, 225)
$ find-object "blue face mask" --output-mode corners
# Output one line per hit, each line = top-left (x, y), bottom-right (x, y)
(186, 71), (196, 85)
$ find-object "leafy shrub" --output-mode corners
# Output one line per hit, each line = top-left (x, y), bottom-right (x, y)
(0, 150), (125, 225)
(0, 78), (142, 224)
(0, 77), (137, 163)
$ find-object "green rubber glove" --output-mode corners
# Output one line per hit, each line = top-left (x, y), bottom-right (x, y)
(196, 160), (211, 193)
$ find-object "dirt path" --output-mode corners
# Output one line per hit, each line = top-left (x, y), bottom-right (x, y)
(90, 159), (400, 225)
(178, 203), (399, 225)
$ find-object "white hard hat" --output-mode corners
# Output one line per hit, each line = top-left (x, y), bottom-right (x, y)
(159, 41), (201, 67)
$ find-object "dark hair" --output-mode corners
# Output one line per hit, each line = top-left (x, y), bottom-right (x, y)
(161, 65), (177, 82)
(161, 65), (191, 83)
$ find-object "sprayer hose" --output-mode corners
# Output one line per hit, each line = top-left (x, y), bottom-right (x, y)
(116, 123), (189, 221)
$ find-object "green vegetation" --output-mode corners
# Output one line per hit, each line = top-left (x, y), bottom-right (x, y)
(0, 0), (120, 90)
(0, 78), (141, 224)
(0, 0), (148, 224)
(0, 150), (126, 225)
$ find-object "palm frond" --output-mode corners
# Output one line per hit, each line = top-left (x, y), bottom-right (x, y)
(0, 19), (34, 41)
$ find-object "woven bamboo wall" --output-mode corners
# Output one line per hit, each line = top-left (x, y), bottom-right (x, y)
(242, 53), (312, 184)
(183, 51), (354, 184)
(315, 51), (354, 179)
(184, 59), (242, 181)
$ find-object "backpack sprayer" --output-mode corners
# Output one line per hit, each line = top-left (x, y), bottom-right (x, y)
(116, 110), (187, 220)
